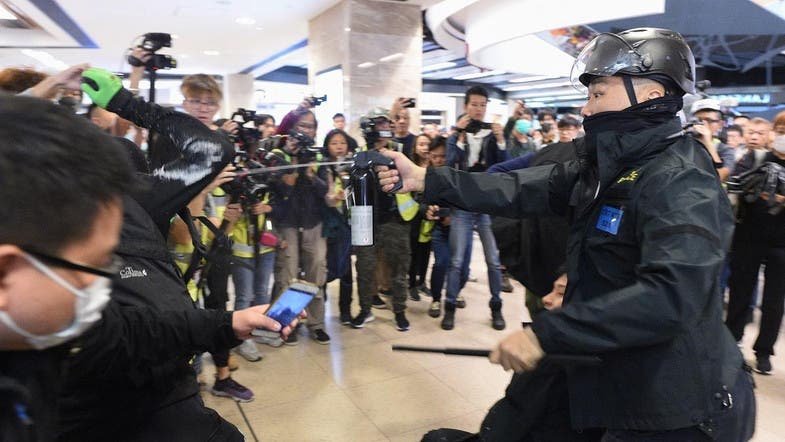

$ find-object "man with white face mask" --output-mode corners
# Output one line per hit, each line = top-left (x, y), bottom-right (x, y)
(0, 95), (130, 441)
(726, 116), (785, 375)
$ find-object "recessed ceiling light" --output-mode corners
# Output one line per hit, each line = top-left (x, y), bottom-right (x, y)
(502, 80), (572, 92)
(357, 62), (375, 69)
(235, 17), (256, 25)
(452, 70), (506, 80)
(203, 50), (220, 56)
(508, 75), (561, 83)
(0, 6), (16, 20)
(20, 49), (68, 70)
(379, 52), (403, 62)
(422, 61), (457, 72)
(344, 27), (351, 32)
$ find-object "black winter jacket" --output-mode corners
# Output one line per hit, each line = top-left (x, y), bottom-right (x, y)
(56, 91), (239, 440)
(0, 348), (70, 442)
(424, 118), (743, 432)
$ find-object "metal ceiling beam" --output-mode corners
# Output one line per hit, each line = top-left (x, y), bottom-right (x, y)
(742, 36), (785, 73)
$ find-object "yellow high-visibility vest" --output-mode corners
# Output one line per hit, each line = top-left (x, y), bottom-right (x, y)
(418, 220), (435, 243)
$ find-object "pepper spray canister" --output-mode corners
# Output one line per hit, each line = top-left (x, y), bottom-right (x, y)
(349, 166), (375, 246)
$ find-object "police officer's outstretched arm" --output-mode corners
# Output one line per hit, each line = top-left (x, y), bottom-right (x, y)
(378, 149), (576, 218)
(81, 68), (234, 233)
(532, 167), (732, 354)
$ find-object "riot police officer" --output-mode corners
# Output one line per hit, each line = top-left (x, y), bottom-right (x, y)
(378, 28), (755, 441)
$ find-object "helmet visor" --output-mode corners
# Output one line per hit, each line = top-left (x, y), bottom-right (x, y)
(570, 33), (647, 93)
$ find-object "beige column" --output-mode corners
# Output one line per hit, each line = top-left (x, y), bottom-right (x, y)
(309, 0), (422, 146)
(222, 73), (255, 119)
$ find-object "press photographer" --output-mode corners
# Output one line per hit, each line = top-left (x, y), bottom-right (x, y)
(268, 98), (330, 345)
(726, 116), (785, 375)
(350, 106), (416, 332)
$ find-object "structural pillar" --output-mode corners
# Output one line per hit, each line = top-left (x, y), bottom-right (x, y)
(309, 0), (422, 145)
(222, 73), (255, 119)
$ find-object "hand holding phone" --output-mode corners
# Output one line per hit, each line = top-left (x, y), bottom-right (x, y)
(251, 282), (317, 337)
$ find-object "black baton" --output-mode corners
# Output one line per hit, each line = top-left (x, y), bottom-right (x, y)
(391, 345), (601, 366)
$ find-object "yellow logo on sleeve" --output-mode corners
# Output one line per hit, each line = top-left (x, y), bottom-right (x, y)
(617, 169), (640, 184)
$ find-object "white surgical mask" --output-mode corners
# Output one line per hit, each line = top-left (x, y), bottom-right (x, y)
(772, 135), (785, 154)
(0, 253), (112, 350)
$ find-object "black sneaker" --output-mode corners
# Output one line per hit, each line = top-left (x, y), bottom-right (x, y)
(351, 310), (376, 329)
(755, 354), (773, 375)
(409, 286), (421, 301)
(339, 312), (353, 326)
(312, 329), (331, 345)
(418, 284), (432, 297)
(455, 295), (466, 309)
(211, 376), (254, 402)
(284, 333), (299, 346)
(372, 294), (388, 309)
(501, 273), (514, 293)
(395, 312), (410, 332)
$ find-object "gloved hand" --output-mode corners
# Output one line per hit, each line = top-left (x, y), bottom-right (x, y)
(81, 67), (125, 109)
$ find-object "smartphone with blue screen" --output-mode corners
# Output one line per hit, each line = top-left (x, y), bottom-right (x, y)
(251, 282), (316, 336)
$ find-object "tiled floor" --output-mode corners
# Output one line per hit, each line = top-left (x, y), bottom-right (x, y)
(200, 236), (785, 442)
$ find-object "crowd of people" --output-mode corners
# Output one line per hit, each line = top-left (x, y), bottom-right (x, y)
(0, 25), (779, 441)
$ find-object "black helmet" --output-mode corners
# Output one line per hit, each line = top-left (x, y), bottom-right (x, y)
(570, 28), (696, 95)
(359, 107), (393, 145)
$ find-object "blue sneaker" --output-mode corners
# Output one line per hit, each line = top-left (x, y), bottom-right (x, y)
(211, 376), (254, 402)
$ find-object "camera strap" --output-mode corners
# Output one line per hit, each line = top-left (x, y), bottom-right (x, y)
(177, 208), (231, 284)
(178, 208), (207, 284)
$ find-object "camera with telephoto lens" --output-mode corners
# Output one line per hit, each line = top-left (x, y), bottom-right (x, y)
(465, 119), (493, 134)
(727, 162), (785, 214)
(287, 130), (322, 161)
(306, 95), (327, 107)
(221, 152), (269, 208)
(228, 108), (262, 152)
(128, 33), (177, 71)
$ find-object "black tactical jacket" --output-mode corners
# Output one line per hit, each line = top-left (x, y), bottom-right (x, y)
(424, 118), (742, 432)
(56, 92), (239, 440)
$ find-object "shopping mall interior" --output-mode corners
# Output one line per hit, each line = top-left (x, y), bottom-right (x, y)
(2, 0), (785, 441)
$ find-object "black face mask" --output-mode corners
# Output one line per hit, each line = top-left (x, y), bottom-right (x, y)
(582, 95), (683, 163)
(58, 96), (80, 113)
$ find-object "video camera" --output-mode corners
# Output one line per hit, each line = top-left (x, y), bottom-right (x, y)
(306, 95), (327, 107)
(221, 152), (270, 209)
(257, 131), (321, 163)
(727, 162), (785, 214)
(228, 108), (263, 152)
(128, 33), (177, 71)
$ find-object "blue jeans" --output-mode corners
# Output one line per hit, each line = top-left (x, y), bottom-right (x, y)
(431, 225), (470, 302)
(231, 252), (276, 310)
(446, 210), (502, 306)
